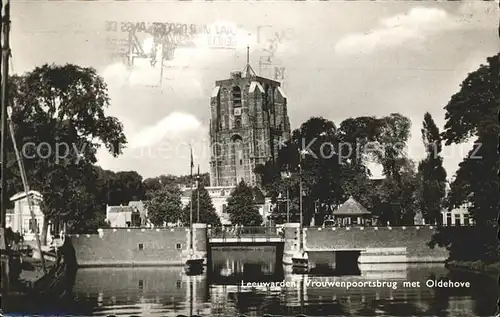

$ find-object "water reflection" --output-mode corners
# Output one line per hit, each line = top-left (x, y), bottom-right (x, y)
(308, 250), (362, 276)
(209, 246), (284, 285)
(6, 248), (496, 316)
(70, 267), (209, 316)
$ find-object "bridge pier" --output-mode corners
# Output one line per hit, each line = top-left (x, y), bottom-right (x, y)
(282, 223), (308, 266)
(181, 223), (208, 265)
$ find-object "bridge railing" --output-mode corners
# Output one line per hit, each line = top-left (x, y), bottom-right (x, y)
(208, 226), (283, 241)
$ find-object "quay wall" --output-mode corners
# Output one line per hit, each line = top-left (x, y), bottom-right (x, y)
(69, 224), (207, 267)
(303, 226), (449, 263)
(70, 224), (450, 267)
(283, 224), (449, 264)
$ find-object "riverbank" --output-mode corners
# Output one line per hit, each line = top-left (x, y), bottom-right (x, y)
(446, 260), (499, 276)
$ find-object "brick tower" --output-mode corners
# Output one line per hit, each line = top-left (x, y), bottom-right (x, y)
(209, 50), (291, 187)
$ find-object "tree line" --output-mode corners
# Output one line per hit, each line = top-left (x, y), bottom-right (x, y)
(254, 113), (447, 227)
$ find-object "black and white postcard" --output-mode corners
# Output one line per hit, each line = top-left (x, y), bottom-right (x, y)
(1, 0), (498, 316)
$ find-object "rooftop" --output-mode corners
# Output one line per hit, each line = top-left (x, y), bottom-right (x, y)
(332, 196), (371, 216)
(180, 185), (265, 204)
(107, 206), (135, 213)
(10, 190), (43, 202)
(215, 74), (282, 87)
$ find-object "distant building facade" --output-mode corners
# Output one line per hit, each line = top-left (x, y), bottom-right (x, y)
(180, 185), (272, 226)
(6, 190), (46, 241)
(106, 200), (150, 228)
(441, 203), (473, 226)
(208, 70), (291, 188)
(440, 182), (473, 226)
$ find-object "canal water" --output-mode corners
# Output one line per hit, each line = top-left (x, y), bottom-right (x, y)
(7, 248), (498, 316)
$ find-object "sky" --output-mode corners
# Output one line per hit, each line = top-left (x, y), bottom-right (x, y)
(13, 1), (499, 180)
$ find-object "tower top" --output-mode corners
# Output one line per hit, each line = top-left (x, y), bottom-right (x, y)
(243, 45), (256, 77)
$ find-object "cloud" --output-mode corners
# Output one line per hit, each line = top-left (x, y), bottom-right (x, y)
(335, 7), (458, 55)
(129, 112), (203, 148)
(95, 112), (209, 177)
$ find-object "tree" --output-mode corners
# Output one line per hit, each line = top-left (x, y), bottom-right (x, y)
(381, 158), (419, 225)
(338, 116), (382, 168)
(143, 173), (210, 200)
(337, 116), (384, 221)
(264, 117), (343, 225)
(145, 185), (183, 226)
(255, 160), (301, 224)
(143, 177), (163, 200)
(6, 64), (127, 243)
(373, 113), (412, 179)
(416, 113), (447, 225)
(256, 114), (418, 226)
(442, 54), (499, 226)
(111, 171), (145, 203)
(45, 164), (108, 233)
(367, 114), (417, 225)
(181, 184), (221, 227)
(442, 54), (498, 145)
(429, 54), (499, 263)
(226, 180), (263, 226)
(254, 160), (286, 204)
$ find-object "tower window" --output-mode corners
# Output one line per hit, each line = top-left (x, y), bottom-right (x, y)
(234, 116), (242, 129)
(232, 86), (242, 107)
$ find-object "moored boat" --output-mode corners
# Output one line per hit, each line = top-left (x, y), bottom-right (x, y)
(292, 252), (309, 274)
(183, 149), (205, 275)
(185, 258), (204, 275)
(0, 1), (77, 312)
(1, 229), (78, 311)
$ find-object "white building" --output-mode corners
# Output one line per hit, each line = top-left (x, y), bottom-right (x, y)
(441, 203), (473, 226)
(106, 205), (137, 228)
(441, 181), (473, 226)
(180, 185), (272, 226)
(105, 200), (151, 228)
(6, 190), (46, 241)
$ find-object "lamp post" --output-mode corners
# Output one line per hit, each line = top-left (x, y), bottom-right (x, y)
(286, 186), (290, 223)
(196, 173), (200, 223)
(298, 149), (309, 253)
(281, 168), (291, 223)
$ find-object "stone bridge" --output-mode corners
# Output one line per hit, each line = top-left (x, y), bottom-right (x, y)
(208, 226), (284, 243)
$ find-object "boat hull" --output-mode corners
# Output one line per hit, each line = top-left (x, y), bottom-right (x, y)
(184, 259), (204, 275)
(0, 237), (78, 313)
